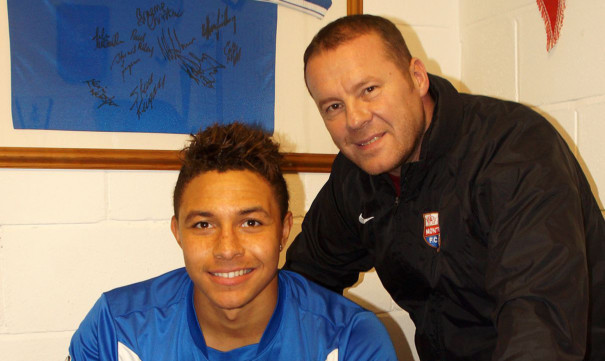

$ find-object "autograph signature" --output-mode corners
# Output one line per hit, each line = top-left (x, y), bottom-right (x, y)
(157, 27), (195, 62)
(129, 73), (166, 119)
(202, 6), (236, 41)
(180, 53), (225, 88)
(136, 3), (183, 31)
(84, 79), (118, 108)
(155, 28), (224, 87)
(131, 29), (155, 57)
(111, 45), (142, 81)
(92, 27), (124, 49)
(224, 41), (241, 66)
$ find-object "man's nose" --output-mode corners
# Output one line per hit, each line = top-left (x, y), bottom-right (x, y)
(346, 100), (371, 130)
(213, 228), (244, 259)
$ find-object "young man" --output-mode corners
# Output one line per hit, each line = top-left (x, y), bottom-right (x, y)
(68, 123), (398, 361)
(285, 15), (605, 360)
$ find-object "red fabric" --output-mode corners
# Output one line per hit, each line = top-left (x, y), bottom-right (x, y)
(537, 0), (566, 51)
(388, 174), (401, 196)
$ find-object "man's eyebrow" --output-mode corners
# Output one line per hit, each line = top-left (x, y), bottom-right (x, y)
(239, 207), (269, 216)
(317, 96), (340, 109)
(183, 211), (213, 223)
(182, 207), (269, 222)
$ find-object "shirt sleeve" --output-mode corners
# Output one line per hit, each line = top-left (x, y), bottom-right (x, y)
(69, 294), (118, 361)
(339, 312), (399, 361)
(284, 154), (374, 293)
(475, 112), (589, 360)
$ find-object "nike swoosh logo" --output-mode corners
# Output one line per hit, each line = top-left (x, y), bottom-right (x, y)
(358, 213), (375, 224)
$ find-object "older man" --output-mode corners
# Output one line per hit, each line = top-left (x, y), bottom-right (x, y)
(285, 14), (605, 361)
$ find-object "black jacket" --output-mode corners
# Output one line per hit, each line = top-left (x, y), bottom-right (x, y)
(285, 75), (605, 360)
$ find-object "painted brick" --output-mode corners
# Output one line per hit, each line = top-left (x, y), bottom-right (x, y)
(274, 3), (344, 155)
(0, 169), (106, 225)
(284, 173), (329, 216)
(0, 332), (72, 361)
(1, 222), (182, 333)
(377, 311), (419, 361)
(301, 173), (330, 212)
(108, 170), (179, 221)
(344, 270), (394, 313)
(274, 20), (315, 155)
(532, 106), (577, 155)
(365, 0), (457, 27)
(518, 2), (605, 105)
(397, 25), (461, 83)
(285, 174), (307, 217)
(460, 0), (534, 26)
(0, 229), (5, 330)
(577, 102), (605, 209)
(461, 17), (517, 101)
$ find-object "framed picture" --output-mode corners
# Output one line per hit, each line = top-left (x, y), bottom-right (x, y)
(0, 0), (362, 172)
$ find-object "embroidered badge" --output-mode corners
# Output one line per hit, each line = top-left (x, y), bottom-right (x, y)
(423, 212), (440, 249)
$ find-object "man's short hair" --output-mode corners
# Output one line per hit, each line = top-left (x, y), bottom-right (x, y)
(303, 14), (412, 75)
(173, 122), (289, 219)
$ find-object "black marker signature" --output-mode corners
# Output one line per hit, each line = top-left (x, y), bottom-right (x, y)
(157, 27), (195, 62)
(131, 29), (155, 57)
(129, 73), (167, 119)
(224, 41), (241, 66)
(92, 27), (124, 49)
(111, 45), (138, 70)
(202, 6), (236, 41)
(122, 58), (141, 81)
(155, 28), (222, 87)
(136, 3), (183, 31)
(84, 79), (118, 108)
(180, 53), (225, 88)
(111, 45), (142, 81)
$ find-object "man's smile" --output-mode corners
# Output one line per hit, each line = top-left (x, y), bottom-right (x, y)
(210, 268), (253, 279)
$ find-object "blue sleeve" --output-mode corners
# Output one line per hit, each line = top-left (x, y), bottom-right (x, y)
(69, 295), (118, 361)
(339, 312), (398, 361)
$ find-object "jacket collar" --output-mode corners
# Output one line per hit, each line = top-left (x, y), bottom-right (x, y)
(418, 73), (464, 164)
(393, 74), (464, 200)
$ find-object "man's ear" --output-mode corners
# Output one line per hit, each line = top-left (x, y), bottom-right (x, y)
(171, 216), (182, 248)
(280, 212), (293, 251)
(409, 57), (430, 97)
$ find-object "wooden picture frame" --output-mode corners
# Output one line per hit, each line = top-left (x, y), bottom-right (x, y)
(0, 0), (362, 172)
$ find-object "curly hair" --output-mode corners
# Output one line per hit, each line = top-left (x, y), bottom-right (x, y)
(304, 14), (412, 78)
(173, 122), (289, 219)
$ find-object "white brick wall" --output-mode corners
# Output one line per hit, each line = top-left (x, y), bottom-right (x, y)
(0, 169), (106, 225)
(1, 1), (604, 360)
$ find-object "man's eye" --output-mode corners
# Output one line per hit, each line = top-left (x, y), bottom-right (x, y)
(325, 103), (341, 113)
(365, 86), (376, 94)
(194, 221), (210, 229)
(242, 219), (261, 228)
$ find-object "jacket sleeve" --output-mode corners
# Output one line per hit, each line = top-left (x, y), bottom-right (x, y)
(69, 295), (118, 361)
(284, 154), (374, 293)
(339, 312), (399, 361)
(474, 112), (589, 360)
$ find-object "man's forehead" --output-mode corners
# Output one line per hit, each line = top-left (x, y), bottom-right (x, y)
(180, 170), (275, 207)
(308, 33), (389, 68)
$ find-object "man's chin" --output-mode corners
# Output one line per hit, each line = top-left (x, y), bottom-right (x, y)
(356, 160), (397, 176)
(342, 149), (398, 175)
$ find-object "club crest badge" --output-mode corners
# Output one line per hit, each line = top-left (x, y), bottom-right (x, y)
(423, 212), (440, 249)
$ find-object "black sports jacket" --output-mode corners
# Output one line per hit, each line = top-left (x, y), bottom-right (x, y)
(285, 75), (605, 360)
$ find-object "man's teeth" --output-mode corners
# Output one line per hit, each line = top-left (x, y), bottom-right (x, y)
(212, 269), (252, 278)
(360, 136), (380, 146)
